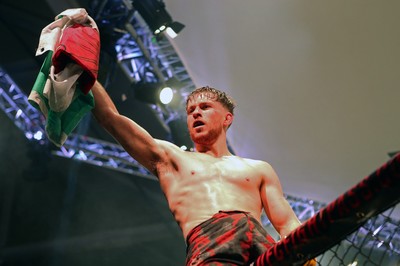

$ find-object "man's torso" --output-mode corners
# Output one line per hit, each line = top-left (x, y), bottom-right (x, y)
(155, 143), (267, 238)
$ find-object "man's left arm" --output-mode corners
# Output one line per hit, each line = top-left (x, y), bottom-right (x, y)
(259, 162), (301, 238)
(260, 162), (317, 266)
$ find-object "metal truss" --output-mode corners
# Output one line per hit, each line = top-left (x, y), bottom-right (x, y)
(93, 0), (194, 123)
(92, 0), (237, 151)
(0, 66), (154, 180)
(0, 67), (47, 144)
(126, 12), (196, 99)
(0, 0), (207, 181)
(55, 133), (155, 180)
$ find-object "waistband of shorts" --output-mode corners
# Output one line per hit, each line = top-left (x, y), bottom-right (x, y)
(185, 210), (250, 246)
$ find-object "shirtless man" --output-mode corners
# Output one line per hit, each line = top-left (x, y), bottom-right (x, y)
(91, 81), (314, 265)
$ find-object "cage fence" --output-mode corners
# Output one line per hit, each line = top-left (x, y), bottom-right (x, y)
(262, 197), (400, 266)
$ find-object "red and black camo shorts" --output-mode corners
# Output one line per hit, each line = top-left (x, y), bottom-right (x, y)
(185, 210), (276, 266)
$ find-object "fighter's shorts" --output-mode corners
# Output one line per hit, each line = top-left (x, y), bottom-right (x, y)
(185, 211), (276, 266)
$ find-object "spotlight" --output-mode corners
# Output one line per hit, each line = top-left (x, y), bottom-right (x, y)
(132, 0), (185, 38)
(165, 21), (185, 39)
(33, 131), (43, 140)
(159, 87), (173, 104)
(134, 82), (175, 105)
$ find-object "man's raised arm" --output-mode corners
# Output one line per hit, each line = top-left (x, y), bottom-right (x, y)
(91, 81), (167, 175)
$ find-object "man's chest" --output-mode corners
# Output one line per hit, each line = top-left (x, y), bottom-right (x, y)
(178, 155), (262, 186)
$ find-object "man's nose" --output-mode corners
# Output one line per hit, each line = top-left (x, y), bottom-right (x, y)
(192, 108), (202, 118)
(193, 110), (201, 119)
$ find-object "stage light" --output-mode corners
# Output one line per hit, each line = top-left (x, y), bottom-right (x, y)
(165, 21), (185, 38)
(25, 132), (33, 139)
(16, 109), (22, 118)
(134, 82), (175, 105)
(159, 87), (173, 104)
(132, 0), (185, 38)
(33, 131), (43, 140)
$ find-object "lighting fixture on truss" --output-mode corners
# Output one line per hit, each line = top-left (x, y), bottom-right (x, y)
(132, 0), (185, 38)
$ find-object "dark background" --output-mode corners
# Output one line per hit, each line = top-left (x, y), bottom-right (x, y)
(0, 0), (187, 265)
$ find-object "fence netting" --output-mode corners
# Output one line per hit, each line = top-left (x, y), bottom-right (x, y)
(261, 153), (400, 266)
(315, 204), (399, 266)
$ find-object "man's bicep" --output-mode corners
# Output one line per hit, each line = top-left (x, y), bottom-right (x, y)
(107, 113), (168, 174)
(261, 183), (290, 225)
(91, 81), (169, 174)
(260, 164), (301, 237)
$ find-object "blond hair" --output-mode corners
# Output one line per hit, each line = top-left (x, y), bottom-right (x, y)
(186, 86), (236, 114)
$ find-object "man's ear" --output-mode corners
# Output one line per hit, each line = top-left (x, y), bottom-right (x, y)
(224, 113), (234, 128)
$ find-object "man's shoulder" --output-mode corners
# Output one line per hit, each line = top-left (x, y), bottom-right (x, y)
(155, 139), (183, 149)
(241, 157), (271, 167)
(154, 139), (193, 157)
(240, 157), (277, 176)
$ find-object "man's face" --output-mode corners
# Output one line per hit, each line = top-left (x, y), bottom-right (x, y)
(186, 92), (229, 145)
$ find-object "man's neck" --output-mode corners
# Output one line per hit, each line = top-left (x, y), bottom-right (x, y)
(194, 141), (232, 158)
